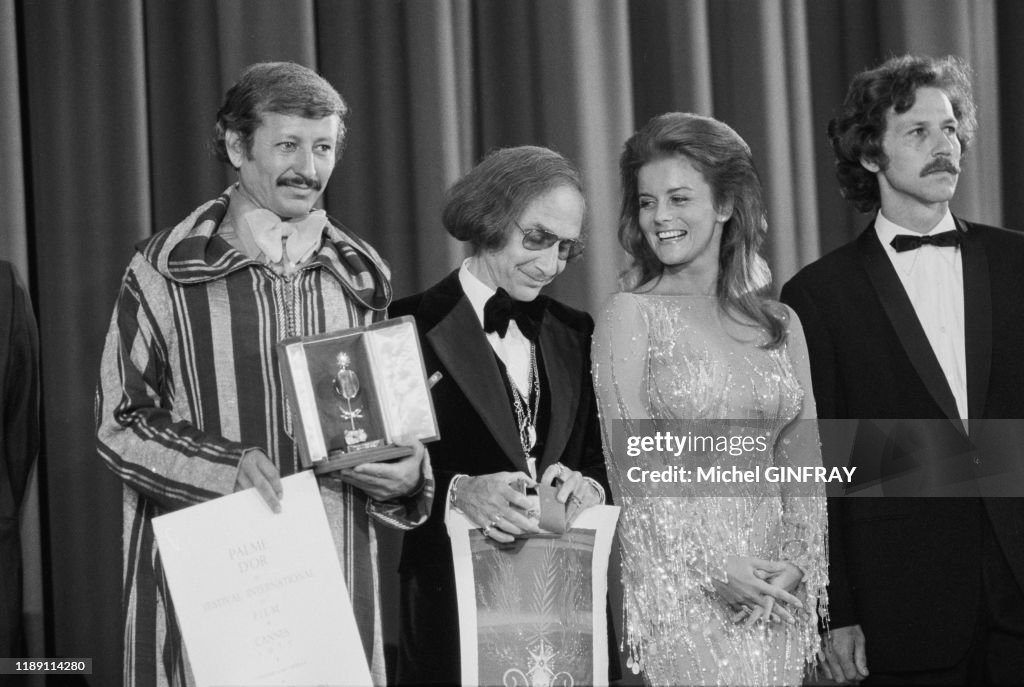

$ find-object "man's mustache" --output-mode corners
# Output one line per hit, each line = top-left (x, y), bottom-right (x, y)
(278, 174), (321, 191)
(920, 159), (960, 176)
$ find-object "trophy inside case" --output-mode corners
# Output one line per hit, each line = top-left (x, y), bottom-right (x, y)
(278, 316), (439, 473)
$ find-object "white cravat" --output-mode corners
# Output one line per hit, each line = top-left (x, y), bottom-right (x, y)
(459, 260), (531, 396)
(875, 210), (968, 418)
(242, 208), (327, 269)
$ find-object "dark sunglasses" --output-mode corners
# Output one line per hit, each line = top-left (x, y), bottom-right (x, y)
(515, 222), (584, 260)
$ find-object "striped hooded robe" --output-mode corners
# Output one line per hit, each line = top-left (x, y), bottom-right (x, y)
(96, 189), (431, 687)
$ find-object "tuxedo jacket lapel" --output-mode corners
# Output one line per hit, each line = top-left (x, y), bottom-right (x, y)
(537, 313), (582, 474)
(423, 275), (530, 473)
(857, 227), (962, 424)
(958, 219), (992, 420)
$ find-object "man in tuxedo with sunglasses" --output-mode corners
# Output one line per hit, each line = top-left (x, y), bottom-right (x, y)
(390, 145), (611, 684)
(782, 55), (1024, 684)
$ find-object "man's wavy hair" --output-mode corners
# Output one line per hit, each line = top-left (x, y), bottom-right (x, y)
(828, 54), (976, 213)
(443, 146), (585, 254)
(212, 62), (348, 167)
(618, 112), (786, 349)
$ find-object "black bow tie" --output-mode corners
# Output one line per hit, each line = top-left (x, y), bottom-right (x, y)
(890, 230), (961, 252)
(483, 288), (544, 340)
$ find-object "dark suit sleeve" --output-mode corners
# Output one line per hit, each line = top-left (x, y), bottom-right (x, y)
(780, 279), (840, 419)
(549, 308), (612, 502)
(576, 322), (612, 502)
(781, 277), (858, 630)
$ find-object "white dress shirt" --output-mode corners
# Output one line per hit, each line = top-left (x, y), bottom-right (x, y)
(447, 260), (605, 512)
(459, 259), (532, 396)
(447, 260), (538, 511)
(875, 210), (968, 419)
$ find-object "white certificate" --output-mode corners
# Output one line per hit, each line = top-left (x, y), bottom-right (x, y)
(152, 471), (371, 687)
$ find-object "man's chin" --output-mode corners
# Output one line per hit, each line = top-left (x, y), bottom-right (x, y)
(270, 200), (318, 219)
(510, 285), (545, 302)
(925, 173), (959, 190)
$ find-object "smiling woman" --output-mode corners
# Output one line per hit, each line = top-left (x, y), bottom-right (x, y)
(593, 112), (829, 687)
(635, 155), (730, 291)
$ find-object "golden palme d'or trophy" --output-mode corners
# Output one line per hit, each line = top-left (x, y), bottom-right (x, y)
(277, 316), (440, 473)
(333, 352), (368, 446)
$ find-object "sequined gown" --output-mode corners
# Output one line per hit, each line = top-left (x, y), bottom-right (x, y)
(593, 293), (827, 686)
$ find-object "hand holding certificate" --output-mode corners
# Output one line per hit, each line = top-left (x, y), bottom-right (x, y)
(152, 472), (371, 687)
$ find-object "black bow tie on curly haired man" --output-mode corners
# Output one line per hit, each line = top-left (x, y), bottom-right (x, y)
(482, 287), (544, 340)
(890, 230), (961, 252)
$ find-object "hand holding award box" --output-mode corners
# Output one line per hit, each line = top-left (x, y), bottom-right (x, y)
(277, 316), (440, 473)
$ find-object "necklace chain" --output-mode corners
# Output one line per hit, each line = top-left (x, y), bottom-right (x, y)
(506, 341), (540, 458)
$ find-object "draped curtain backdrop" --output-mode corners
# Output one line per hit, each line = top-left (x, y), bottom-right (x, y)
(1, 1), (1019, 684)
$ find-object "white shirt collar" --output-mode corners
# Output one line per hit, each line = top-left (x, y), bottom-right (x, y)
(875, 209), (958, 274)
(875, 208), (956, 244)
(458, 258), (495, 329)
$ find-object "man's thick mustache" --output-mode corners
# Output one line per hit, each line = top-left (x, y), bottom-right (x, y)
(278, 175), (321, 190)
(920, 159), (960, 176)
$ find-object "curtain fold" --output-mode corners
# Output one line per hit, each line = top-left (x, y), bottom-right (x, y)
(629, 0), (715, 119)
(215, 0), (317, 85)
(144, 0), (229, 229)
(318, 0), (470, 300)
(2, 2), (1019, 684)
(20, 2), (152, 683)
(997, 1), (1024, 230)
(547, 0), (635, 308)
(470, 0), (634, 311)
(400, 0), (476, 287)
(708, 0), (822, 287)
(0, 0), (28, 275)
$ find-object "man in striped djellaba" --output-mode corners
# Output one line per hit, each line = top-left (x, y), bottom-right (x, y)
(96, 62), (431, 687)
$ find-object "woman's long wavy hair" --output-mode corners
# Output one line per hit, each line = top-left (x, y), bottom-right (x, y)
(618, 112), (786, 348)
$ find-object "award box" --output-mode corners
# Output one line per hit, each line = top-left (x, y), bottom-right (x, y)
(277, 316), (439, 473)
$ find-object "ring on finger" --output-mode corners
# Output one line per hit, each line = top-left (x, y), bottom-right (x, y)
(482, 526), (492, 537)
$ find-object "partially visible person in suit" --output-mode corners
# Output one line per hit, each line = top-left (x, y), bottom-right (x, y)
(391, 146), (611, 685)
(782, 54), (1024, 684)
(0, 260), (39, 659)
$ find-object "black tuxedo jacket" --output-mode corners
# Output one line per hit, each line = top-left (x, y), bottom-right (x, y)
(781, 218), (1024, 673)
(390, 270), (609, 685)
